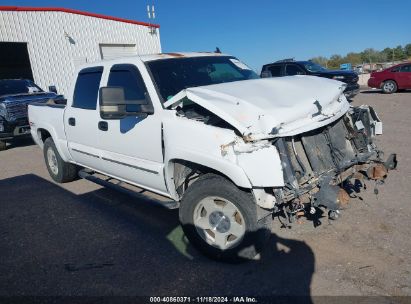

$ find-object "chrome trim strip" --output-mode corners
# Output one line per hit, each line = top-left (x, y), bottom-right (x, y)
(101, 157), (158, 175)
(71, 148), (99, 158)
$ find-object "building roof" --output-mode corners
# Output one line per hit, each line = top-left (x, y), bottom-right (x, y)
(0, 6), (160, 28)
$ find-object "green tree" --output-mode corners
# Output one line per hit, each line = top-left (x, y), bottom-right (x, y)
(305, 42), (410, 70)
(394, 45), (406, 60)
(405, 44), (411, 58)
(345, 52), (362, 65)
(328, 54), (343, 69)
(309, 56), (328, 67)
(361, 48), (382, 63)
(382, 47), (394, 62)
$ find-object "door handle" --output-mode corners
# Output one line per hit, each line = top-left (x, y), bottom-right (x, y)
(68, 117), (76, 126)
(98, 121), (108, 131)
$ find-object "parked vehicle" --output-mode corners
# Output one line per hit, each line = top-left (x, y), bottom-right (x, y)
(354, 65), (364, 74)
(340, 63), (352, 71)
(261, 59), (360, 99)
(368, 62), (411, 93)
(0, 79), (64, 150)
(29, 53), (396, 261)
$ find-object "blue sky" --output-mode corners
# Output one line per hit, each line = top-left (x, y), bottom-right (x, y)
(4, 0), (411, 71)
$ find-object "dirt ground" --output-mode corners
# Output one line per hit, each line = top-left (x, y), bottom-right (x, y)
(0, 89), (410, 299)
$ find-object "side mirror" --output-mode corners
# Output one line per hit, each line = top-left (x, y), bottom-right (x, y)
(99, 87), (154, 120)
(49, 85), (58, 94)
(261, 70), (272, 78)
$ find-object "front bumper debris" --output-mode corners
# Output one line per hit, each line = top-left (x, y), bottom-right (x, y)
(274, 105), (397, 215)
(344, 83), (360, 99)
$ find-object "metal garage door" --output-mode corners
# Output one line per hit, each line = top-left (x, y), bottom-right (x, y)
(99, 44), (137, 60)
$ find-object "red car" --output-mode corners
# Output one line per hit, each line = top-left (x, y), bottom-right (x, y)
(368, 62), (411, 93)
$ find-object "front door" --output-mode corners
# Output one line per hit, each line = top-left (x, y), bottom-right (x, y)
(396, 64), (411, 88)
(96, 63), (167, 194)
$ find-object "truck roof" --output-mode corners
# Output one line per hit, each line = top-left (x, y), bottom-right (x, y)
(139, 52), (227, 62)
(76, 52), (231, 70)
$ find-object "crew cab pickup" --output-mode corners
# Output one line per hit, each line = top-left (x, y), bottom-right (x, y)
(29, 53), (396, 261)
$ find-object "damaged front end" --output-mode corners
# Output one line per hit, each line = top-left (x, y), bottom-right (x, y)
(274, 105), (397, 220)
(163, 75), (396, 221)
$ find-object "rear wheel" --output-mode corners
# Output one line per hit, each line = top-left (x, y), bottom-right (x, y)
(179, 174), (272, 262)
(382, 80), (397, 94)
(0, 140), (6, 151)
(43, 137), (78, 183)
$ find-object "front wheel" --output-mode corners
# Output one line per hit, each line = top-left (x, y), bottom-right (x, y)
(382, 80), (397, 94)
(43, 137), (78, 183)
(179, 174), (272, 262)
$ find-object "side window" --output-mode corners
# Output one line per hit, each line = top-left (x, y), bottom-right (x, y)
(107, 64), (147, 101)
(268, 65), (282, 77)
(72, 67), (103, 110)
(400, 65), (411, 72)
(285, 64), (305, 76)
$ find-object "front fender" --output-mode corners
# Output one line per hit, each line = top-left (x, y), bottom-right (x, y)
(165, 151), (253, 199)
(162, 116), (285, 200)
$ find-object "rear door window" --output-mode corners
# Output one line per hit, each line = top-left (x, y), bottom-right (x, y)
(268, 65), (282, 77)
(285, 64), (305, 76)
(72, 67), (103, 110)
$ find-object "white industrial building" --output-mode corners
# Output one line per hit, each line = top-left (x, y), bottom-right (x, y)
(0, 6), (161, 95)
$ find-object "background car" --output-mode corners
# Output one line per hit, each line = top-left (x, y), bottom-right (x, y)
(0, 79), (64, 151)
(261, 59), (360, 99)
(368, 62), (411, 93)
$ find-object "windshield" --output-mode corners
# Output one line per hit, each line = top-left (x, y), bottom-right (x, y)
(303, 62), (327, 73)
(0, 79), (43, 97)
(147, 56), (258, 102)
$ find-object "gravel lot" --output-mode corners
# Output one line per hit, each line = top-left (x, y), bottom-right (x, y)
(0, 89), (410, 298)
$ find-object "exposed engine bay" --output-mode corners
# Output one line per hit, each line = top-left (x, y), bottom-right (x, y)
(273, 105), (397, 222)
(176, 101), (234, 130)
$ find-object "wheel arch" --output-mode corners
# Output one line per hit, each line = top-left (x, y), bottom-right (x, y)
(381, 79), (398, 89)
(165, 157), (252, 201)
(35, 126), (71, 162)
(37, 128), (51, 146)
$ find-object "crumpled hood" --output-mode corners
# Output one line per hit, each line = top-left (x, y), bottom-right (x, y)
(165, 76), (350, 140)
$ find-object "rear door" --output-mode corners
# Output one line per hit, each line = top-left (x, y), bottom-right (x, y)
(64, 67), (104, 169)
(396, 64), (411, 88)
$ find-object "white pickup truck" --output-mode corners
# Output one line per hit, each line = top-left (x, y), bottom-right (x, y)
(29, 53), (396, 261)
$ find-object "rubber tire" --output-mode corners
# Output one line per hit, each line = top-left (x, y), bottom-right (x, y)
(179, 174), (273, 262)
(382, 80), (397, 94)
(43, 137), (78, 183)
(0, 140), (6, 151)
